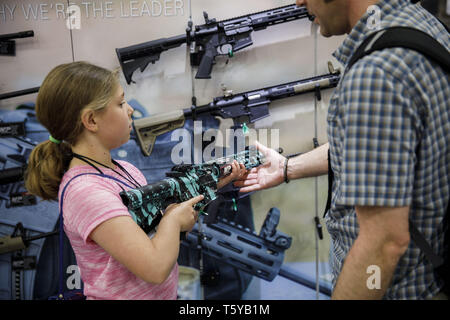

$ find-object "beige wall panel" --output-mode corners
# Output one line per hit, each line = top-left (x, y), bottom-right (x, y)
(69, 0), (191, 114)
(0, 1), (74, 109)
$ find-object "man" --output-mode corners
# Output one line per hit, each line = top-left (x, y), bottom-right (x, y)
(235, 0), (449, 299)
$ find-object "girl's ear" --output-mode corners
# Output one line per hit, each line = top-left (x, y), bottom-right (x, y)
(80, 109), (98, 133)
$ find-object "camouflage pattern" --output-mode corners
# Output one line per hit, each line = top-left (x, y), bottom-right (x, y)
(120, 148), (264, 233)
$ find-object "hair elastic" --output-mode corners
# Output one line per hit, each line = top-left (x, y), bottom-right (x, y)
(49, 135), (62, 144)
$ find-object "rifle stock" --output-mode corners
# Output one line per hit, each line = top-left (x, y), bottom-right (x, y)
(133, 109), (185, 156)
(116, 34), (187, 84)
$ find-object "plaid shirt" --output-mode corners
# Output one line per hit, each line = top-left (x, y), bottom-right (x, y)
(326, 0), (450, 299)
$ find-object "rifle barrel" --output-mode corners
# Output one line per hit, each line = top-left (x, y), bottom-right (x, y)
(183, 72), (340, 119)
(0, 30), (34, 41)
(247, 5), (310, 30)
(219, 4), (309, 26)
(0, 87), (40, 101)
(278, 265), (332, 297)
(117, 33), (187, 62)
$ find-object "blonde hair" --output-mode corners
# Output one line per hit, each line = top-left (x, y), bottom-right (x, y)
(25, 61), (119, 201)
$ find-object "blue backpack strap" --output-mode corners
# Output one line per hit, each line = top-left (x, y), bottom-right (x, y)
(57, 172), (134, 299)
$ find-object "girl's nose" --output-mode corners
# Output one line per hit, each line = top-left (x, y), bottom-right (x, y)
(128, 103), (134, 116)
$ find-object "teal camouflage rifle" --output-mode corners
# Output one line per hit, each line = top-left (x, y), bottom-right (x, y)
(119, 148), (264, 234)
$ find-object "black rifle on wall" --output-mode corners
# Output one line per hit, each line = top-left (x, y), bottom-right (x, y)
(133, 63), (340, 156)
(0, 30), (34, 56)
(116, 4), (314, 83)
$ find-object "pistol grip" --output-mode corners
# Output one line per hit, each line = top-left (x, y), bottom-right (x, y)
(195, 48), (216, 79)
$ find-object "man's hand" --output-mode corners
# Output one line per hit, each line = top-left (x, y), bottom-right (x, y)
(233, 141), (286, 193)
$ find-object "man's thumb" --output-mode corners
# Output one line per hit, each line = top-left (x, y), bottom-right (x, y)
(254, 140), (270, 155)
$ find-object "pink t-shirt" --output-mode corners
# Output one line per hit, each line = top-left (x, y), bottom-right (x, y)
(59, 160), (178, 300)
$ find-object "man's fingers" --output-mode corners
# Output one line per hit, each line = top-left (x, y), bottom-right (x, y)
(233, 178), (258, 187)
(237, 172), (258, 180)
(254, 140), (271, 156)
(249, 167), (258, 174)
(238, 184), (262, 193)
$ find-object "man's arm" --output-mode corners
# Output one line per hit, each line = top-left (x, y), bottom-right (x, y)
(235, 141), (329, 193)
(286, 142), (329, 180)
(332, 205), (410, 299)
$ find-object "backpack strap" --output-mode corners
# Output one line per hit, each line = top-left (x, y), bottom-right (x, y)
(409, 222), (444, 268)
(57, 172), (134, 299)
(323, 148), (333, 218)
(346, 26), (450, 73)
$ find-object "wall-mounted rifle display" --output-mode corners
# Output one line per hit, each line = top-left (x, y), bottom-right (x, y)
(116, 5), (314, 83)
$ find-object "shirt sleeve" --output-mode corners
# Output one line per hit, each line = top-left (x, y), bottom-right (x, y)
(63, 177), (131, 244)
(335, 62), (419, 207)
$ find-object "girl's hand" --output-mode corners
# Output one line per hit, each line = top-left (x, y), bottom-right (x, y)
(217, 160), (247, 190)
(163, 195), (204, 232)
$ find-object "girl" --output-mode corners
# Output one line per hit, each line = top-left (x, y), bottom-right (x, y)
(25, 61), (246, 300)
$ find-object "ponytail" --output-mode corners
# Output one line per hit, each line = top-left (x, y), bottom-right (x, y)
(25, 140), (72, 201)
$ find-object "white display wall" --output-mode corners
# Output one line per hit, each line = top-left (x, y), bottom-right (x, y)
(0, 0), (346, 267)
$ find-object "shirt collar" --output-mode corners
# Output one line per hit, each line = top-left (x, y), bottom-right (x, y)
(332, 0), (411, 67)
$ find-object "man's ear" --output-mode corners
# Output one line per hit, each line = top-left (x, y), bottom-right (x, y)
(80, 109), (98, 133)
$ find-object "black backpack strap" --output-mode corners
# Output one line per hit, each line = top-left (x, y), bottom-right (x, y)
(323, 148), (333, 218)
(410, 199), (449, 269)
(409, 223), (444, 268)
(347, 26), (450, 73)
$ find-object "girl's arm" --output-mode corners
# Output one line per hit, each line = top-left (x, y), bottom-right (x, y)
(89, 195), (203, 284)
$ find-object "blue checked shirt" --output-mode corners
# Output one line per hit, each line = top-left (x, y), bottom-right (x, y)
(326, 0), (450, 299)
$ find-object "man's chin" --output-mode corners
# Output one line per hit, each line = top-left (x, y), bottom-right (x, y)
(319, 27), (333, 38)
(319, 26), (347, 38)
